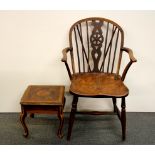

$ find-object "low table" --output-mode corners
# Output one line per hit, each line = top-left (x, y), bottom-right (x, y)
(20, 85), (65, 138)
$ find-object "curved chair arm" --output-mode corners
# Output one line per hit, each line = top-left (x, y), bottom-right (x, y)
(122, 47), (137, 62)
(61, 47), (72, 62)
(121, 47), (137, 81)
(61, 47), (73, 80)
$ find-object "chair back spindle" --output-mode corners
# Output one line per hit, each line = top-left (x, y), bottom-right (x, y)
(69, 17), (124, 76)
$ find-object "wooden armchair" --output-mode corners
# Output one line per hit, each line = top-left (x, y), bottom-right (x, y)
(61, 17), (137, 140)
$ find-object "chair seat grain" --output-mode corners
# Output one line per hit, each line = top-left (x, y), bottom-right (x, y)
(70, 73), (129, 97)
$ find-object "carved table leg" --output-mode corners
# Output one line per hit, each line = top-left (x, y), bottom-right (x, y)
(67, 95), (78, 140)
(29, 113), (34, 118)
(112, 97), (117, 112)
(63, 97), (66, 109)
(20, 105), (29, 137)
(57, 106), (64, 139)
(121, 97), (126, 140)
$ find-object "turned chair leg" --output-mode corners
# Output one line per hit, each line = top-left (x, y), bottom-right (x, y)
(67, 95), (78, 141)
(20, 106), (29, 137)
(112, 97), (117, 112)
(121, 97), (126, 140)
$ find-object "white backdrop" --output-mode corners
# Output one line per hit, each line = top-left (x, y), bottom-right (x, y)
(0, 10), (154, 112)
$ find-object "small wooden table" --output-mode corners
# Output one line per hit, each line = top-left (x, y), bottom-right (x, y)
(20, 85), (65, 138)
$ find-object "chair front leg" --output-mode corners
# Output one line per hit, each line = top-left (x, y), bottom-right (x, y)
(121, 97), (126, 140)
(112, 97), (117, 113)
(67, 95), (78, 140)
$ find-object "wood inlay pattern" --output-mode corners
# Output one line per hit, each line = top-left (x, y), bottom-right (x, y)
(21, 85), (64, 105)
(20, 85), (65, 139)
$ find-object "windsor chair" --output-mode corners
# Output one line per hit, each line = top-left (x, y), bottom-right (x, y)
(61, 17), (137, 140)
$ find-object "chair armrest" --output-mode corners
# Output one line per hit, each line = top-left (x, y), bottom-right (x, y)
(61, 47), (72, 62)
(121, 47), (137, 63)
(61, 47), (73, 80)
(121, 47), (137, 81)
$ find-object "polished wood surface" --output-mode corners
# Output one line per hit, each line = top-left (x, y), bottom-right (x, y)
(21, 85), (64, 105)
(20, 85), (65, 139)
(70, 73), (128, 97)
(68, 17), (124, 75)
(62, 17), (137, 141)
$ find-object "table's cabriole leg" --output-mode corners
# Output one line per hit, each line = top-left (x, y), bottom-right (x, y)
(57, 106), (64, 138)
(20, 105), (29, 137)
(29, 113), (34, 118)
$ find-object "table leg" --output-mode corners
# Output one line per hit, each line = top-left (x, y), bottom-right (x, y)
(57, 106), (64, 138)
(20, 105), (29, 137)
(29, 113), (34, 118)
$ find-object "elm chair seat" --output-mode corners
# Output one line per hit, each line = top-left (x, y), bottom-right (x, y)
(70, 73), (129, 97)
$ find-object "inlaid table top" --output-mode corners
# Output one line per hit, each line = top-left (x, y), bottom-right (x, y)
(20, 85), (65, 105)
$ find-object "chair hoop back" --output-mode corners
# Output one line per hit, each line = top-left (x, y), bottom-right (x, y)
(69, 17), (124, 75)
